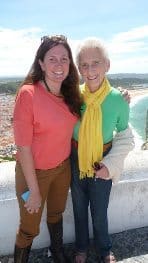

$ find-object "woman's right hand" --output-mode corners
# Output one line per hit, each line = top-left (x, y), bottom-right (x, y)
(24, 190), (42, 214)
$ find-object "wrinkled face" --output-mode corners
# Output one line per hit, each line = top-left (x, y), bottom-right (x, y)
(39, 44), (70, 87)
(78, 47), (110, 92)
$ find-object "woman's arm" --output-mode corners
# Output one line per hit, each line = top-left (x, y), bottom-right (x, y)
(13, 87), (41, 213)
(17, 145), (42, 214)
(97, 126), (135, 183)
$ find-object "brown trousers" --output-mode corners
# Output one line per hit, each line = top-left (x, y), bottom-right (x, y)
(15, 158), (71, 248)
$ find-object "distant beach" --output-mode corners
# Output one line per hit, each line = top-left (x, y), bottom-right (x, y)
(129, 87), (148, 98)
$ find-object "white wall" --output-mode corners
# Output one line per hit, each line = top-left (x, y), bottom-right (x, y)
(0, 148), (148, 256)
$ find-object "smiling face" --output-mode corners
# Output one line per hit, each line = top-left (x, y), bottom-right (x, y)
(39, 44), (70, 88)
(78, 47), (110, 92)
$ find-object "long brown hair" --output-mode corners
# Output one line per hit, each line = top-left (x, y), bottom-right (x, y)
(21, 35), (82, 117)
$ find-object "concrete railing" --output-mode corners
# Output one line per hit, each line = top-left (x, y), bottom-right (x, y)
(0, 143), (148, 256)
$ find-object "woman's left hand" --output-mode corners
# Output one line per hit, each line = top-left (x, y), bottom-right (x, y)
(94, 163), (110, 180)
(24, 191), (42, 214)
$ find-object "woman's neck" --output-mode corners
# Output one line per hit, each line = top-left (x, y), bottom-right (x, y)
(43, 78), (62, 97)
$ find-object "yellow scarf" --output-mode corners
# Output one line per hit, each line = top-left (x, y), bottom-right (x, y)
(78, 77), (112, 179)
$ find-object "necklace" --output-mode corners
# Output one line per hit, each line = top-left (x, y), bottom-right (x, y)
(43, 78), (63, 98)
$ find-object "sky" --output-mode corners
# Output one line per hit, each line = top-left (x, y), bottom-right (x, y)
(0, 0), (148, 76)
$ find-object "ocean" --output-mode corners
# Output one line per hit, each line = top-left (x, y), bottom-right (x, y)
(129, 94), (148, 141)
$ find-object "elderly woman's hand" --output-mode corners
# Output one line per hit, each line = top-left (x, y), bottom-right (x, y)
(94, 163), (110, 180)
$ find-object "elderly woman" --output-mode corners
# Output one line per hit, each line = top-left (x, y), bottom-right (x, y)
(70, 38), (134, 263)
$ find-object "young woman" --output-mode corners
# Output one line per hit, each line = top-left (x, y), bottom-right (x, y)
(13, 35), (82, 263)
(70, 38), (134, 263)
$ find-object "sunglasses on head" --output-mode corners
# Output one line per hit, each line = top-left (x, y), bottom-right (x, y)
(41, 35), (67, 43)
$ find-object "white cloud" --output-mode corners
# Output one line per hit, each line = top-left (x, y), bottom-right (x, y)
(107, 25), (148, 56)
(112, 25), (148, 42)
(109, 56), (148, 74)
(0, 27), (42, 76)
(106, 25), (148, 73)
(0, 26), (148, 76)
(108, 41), (147, 55)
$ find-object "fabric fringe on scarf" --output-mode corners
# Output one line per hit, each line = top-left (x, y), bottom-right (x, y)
(78, 77), (112, 179)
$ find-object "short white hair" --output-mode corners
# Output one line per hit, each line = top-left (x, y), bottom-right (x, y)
(76, 37), (109, 66)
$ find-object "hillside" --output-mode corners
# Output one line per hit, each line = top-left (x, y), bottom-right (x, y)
(0, 74), (148, 94)
(108, 73), (148, 79)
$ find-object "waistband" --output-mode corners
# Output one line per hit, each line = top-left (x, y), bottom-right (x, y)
(71, 139), (112, 154)
(16, 157), (69, 171)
